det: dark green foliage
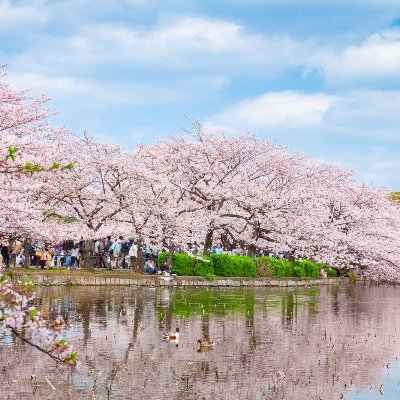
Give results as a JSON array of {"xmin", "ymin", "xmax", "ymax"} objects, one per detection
[
  {"xmin": 326, "ymin": 268, "xmax": 338, "ymax": 277},
  {"xmin": 209, "ymin": 254, "xmax": 256, "ymax": 277},
  {"xmin": 159, "ymin": 252, "xmax": 331, "ymax": 279},
  {"xmin": 256, "ymin": 257, "xmax": 294, "ymax": 277},
  {"xmin": 255, "ymin": 256, "xmax": 276, "ymax": 277},
  {"xmin": 159, "ymin": 252, "xmax": 256, "ymax": 277},
  {"xmin": 171, "ymin": 253, "xmax": 194, "ymax": 276},
  {"xmin": 293, "ymin": 266, "xmax": 306, "ymax": 277},
  {"xmin": 209, "ymin": 254, "xmax": 231, "ymax": 276},
  {"xmin": 295, "ymin": 259, "xmax": 320, "ymax": 278},
  {"xmin": 256, "ymin": 256, "xmax": 327, "ymax": 278},
  {"xmin": 157, "ymin": 252, "xmax": 213, "ymax": 277},
  {"xmin": 158, "ymin": 252, "xmax": 168, "ymax": 264},
  {"xmin": 192, "ymin": 254, "xmax": 213, "ymax": 277}
]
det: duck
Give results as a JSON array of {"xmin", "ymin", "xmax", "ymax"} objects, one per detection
[
  {"xmin": 163, "ymin": 327, "xmax": 180, "ymax": 341},
  {"xmin": 197, "ymin": 338, "xmax": 216, "ymax": 348}
]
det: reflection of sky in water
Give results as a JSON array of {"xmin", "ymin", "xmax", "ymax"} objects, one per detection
[{"xmin": 347, "ymin": 360, "xmax": 400, "ymax": 399}]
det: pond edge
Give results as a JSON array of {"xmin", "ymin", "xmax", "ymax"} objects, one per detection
[{"xmin": 4, "ymin": 271, "xmax": 344, "ymax": 287}]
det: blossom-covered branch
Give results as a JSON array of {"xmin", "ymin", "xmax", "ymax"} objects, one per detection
[{"xmin": 0, "ymin": 274, "xmax": 77, "ymax": 366}]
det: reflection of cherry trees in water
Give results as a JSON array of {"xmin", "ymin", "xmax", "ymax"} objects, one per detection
[{"xmin": 1, "ymin": 285, "xmax": 400, "ymax": 399}]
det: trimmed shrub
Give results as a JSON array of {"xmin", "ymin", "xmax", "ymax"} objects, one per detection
[
  {"xmin": 158, "ymin": 252, "xmax": 168, "ymax": 265},
  {"xmin": 210, "ymin": 254, "xmax": 256, "ymax": 277},
  {"xmin": 326, "ymin": 268, "xmax": 338, "ymax": 277},
  {"xmin": 232, "ymin": 256, "xmax": 257, "ymax": 277},
  {"xmin": 255, "ymin": 256, "xmax": 276, "ymax": 277},
  {"xmin": 192, "ymin": 254, "xmax": 213, "ymax": 277},
  {"xmin": 158, "ymin": 252, "xmax": 327, "ymax": 279},
  {"xmin": 274, "ymin": 259, "xmax": 294, "ymax": 277},
  {"xmin": 157, "ymin": 252, "xmax": 213, "ymax": 277},
  {"xmin": 210, "ymin": 254, "xmax": 232, "ymax": 276},
  {"xmin": 293, "ymin": 266, "xmax": 306, "ymax": 277},
  {"xmin": 295, "ymin": 259, "xmax": 320, "ymax": 278},
  {"xmin": 256, "ymin": 256, "xmax": 324, "ymax": 278},
  {"xmin": 172, "ymin": 253, "xmax": 194, "ymax": 276}
]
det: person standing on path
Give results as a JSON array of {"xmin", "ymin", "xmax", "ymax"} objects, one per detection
[
  {"xmin": 70, "ymin": 245, "xmax": 80, "ymax": 270},
  {"xmin": 0, "ymin": 242, "xmax": 10, "ymax": 268},
  {"xmin": 128, "ymin": 239, "xmax": 138, "ymax": 271},
  {"xmin": 10, "ymin": 239, "xmax": 23, "ymax": 268}
]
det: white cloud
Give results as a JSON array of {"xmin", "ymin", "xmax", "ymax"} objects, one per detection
[
  {"xmin": 319, "ymin": 29, "xmax": 400, "ymax": 85},
  {"xmin": 5, "ymin": 73, "xmax": 90, "ymax": 98},
  {"xmin": 212, "ymin": 91, "xmax": 337, "ymax": 129},
  {"xmin": 0, "ymin": 0, "xmax": 48, "ymax": 31},
  {"xmin": 13, "ymin": 17, "xmax": 308, "ymax": 74},
  {"xmin": 324, "ymin": 90, "xmax": 400, "ymax": 140},
  {"xmin": 210, "ymin": 90, "xmax": 400, "ymax": 140},
  {"xmin": 5, "ymin": 71, "xmax": 229, "ymax": 108}
]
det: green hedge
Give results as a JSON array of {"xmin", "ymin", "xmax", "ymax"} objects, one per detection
[
  {"xmin": 158, "ymin": 252, "xmax": 256, "ymax": 277},
  {"xmin": 256, "ymin": 256, "xmax": 328, "ymax": 278},
  {"xmin": 326, "ymin": 268, "xmax": 338, "ymax": 277},
  {"xmin": 158, "ymin": 252, "xmax": 213, "ymax": 277},
  {"xmin": 209, "ymin": 254, "xmax": 256, "ymax": 277},
  {"xmin": 158, "ymin": 252, "xmax": 334, "ymax": 279},
  {"xmin": 295, "ymin": 259, "xmax": 320, "ymax": 278}
]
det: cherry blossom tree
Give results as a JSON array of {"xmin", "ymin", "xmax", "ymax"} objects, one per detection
[
  {"xmin": 140, "ymin": 120, "xmax": 283, "ymax": 254},
  {"xmin": 2, "ymin": 65, "xmax": 400, "ymax": 282},
  {"xmin": 0, "ymin": 69, "xmax": 77, "ymax": 364},
  {"xmin": 0, "ymin": 66, "xmax": 74, "ymax": 241},
  {"xmin": 134, "ymin": 121, "xmax": 400, "ymax": 281}
]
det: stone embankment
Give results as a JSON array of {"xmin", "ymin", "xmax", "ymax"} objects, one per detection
[{"xmin": 6, "ymin": 271, "xmax": 342, "ymax": 287}]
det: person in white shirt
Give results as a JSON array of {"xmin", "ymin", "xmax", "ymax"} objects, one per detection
[
  {"xmin": 70, "ymin": 245, "xmax": 80, "ymax": 269},
  {"xmin": 128, "ymin": 240, "xmax": 138, "ymax": 271},
  {"xmin": 94, "ymin": 240, "xmax": 100, "ymax": 255}
]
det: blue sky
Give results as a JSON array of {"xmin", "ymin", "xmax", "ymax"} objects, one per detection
[{"xmin": 1, "ymin": 0, "xmax": 400, "ymax": 189}]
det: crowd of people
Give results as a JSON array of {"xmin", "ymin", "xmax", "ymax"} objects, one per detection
[
  {"xmin": 0, "ymin": 236, "xmax": 292, "ymax": 274},
  {"xmin": 0, "ymin": 236, "xmax": 171, "ymax": 274}
]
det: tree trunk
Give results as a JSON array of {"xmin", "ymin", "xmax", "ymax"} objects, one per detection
[
  {"xmin": 203, "ymin": 229, "xmax": 214, "ymax": 255},
  {"xmin": 82, "ymin": 239, "xmax": 94, "ymax": 270},
  {"xmin": 137, "ymin": 237, "xmax": 144, "ymax": 270},
  {"xmin": 167, "ymin": 243, "xmax": 176, "ymax": 267},
  {"xmin": 23, "ymin": 240, "xmax": 30, "ymax": 269},
  {"xmin": 247, "ymin": 244, "xmax": 256, "ymax": 259}
]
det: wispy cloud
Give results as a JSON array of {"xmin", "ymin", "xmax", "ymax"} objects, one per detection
[
  {"xmin": 211, "ymin": 90, "xmax": 400, "ymax": 141},
  {"xmin": 8, "ymin": 17, "xmax": 309, "ymax": 76},
  {"xmin": 313, "ymin": 29, "xmax": 400, "ymax": 86},
  {"xmin": 5, "ymin": 71, "xmax": 230, "ymax": 108},
  {"xmin": 212, "ymin": 91, "xmax": 337, "ymax": 129},
  {"xmin": 0, "ymin": 0, "xmax": 48, "ymax": 31}
]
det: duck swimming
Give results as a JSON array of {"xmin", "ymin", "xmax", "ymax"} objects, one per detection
[
  {"xmin": 197, "ymin": 338, "xmax": 216, "ymax": 348},
  {"xmin": 163, "ymin": 327, "xmax": 180, "ymax": 341}
]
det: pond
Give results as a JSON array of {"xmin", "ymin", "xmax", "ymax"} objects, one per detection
[{"xmin": 1, "ymin": 285, "xmax": 400, "ymax": 399}]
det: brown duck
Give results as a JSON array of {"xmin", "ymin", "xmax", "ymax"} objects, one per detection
[{"xmin": 197, "ymin": 338, "xmax": 216, "ymax": 349}]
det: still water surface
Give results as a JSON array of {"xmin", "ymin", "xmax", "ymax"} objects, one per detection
[{"xmin": 1, "ymin": 285, "xmax": 400, "ymax": 399}]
